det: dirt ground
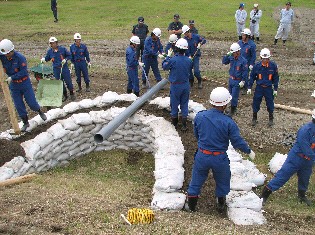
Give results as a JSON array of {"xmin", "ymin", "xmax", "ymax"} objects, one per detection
[{"xmin": 0, "ymin": 7, "xmax": 315, "ymax": 234}]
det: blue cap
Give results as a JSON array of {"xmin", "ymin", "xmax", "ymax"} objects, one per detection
[{"xmin": 240, "ymin": 3, "xmax": 245, "ymax": 8}]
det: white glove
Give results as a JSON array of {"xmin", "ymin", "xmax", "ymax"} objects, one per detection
[
  {"xmin": 197, "ymin": 43, "xmax": 201, "ymax": 49},
  {"xmin": 249, "ymin": 150, "xmax": 255, "ymax": 160},
  {"xmin": 70, "ymin": 64, "xmax": 74, "ymax": 71},
  {"xmin": 61, "ymin": 59, "xmax": 67, "ymax": 65},
  {"xmin": 88, "ymin": 62, "xmax": 91, "ymax": 69},
  {"xmin": 227, "ymin": 51, "xmax": 232, "ymax": 56},
  {"xmin": 167, "ymin": 48, "xmax": 173, "ymax": 57},
  {"xmin": 40, "ymin": 57, "xmax": 45, "ymax": 63},
  {"xmin": 139, "ymin": 62, "xmax": 145, "ymax": 68},
  {"xmin": 189, "ymin": 56, "xmax": 193, "ymax": 61},
  {"xmin": 273, "ymin": 90, "xmax": 278, "ymax": 97},
  {"xmin": 247, "ymin": 89, "xmax": 252, "ymax": 95},
  {"xmin": 249, "ymin": 65, "xmax": 253, "ymax": 70},
  {"xmin": 239, "ymin": 81, "xmax": 245, "ymax": 88},
  {"xmin": 5, "ymin": 77, "xmax": 12, "ymax": 84},
  {"xmin": 158, "ymin": 54, "xmax": 164, "ymax": 59}
]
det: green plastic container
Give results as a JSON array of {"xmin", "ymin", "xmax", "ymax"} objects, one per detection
[{"xmin": 36, "ymin": 79, "xmax": 63, "ymax": 107}]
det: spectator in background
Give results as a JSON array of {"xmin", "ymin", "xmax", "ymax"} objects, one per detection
[
  {"xmin": 189, "ymin": 20, "xmax": 198, "ymax": 34},
  {"xmin": 312, "ymin": 40, "xmax": 315, "ymax": 65},
  {"xmin": 249, "ymin": 3, "xmax": 262, "ymax": 42},
  {"xmin": 235, "ymin": 3, "xmax": 247, "ymax": 40},
  {"xmin": 168, "ymin": 14, "xmax": 183, "ymax": 39},
  {"xmin": 274, "ymin": 2, "xmax": 294, "ymax": 46},
  {"xmin": 132, "ymin": 16, "xmax": 149, "ymax": 61},
  {"xmin": 51, "ymin": 0, "xmax": 58, "ymax": 23}
]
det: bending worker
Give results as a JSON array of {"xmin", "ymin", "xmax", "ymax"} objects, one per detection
[
  {"xmin": 0, "ymin": 39, "xmax": 47, "ymax": 132},
  {"xmin": 185, "ymin": 87, "xmax": 255, "ymax": 213},
  {"xmin": 260, "ymin": 109, "xmax": 315, "ymax": 207},
  {"xmin": 41, "ymin": 37, "xmax": 75, "ymax": 102},
  {"xmin": 162, "ymin": 38, "xmax": 192, "ymax": 131}
]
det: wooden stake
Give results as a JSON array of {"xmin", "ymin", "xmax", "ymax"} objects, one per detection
[
  {"xmin": 0, "ymin": 60, "xmax": 21, "ymax": 134},
  {"xmin": 274, "ymin": 104, "xmax": 312, "ymax": 115},
  {"xmin": 0, "ymin": 173, "xmax": 36, "ymax": 187}
]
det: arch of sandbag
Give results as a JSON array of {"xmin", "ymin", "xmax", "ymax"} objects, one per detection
[{"xmin": 0, "ymin": 92, "xmax": 267, "ymax": 224}]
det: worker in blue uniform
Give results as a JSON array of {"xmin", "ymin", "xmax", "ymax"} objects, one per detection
[
  {"xmin": 142, "ymin": 28, "xmax": 164, "ymax": 88},
  {"xmin": 238, "ymin": 28, "xmax": 256, "ymax": 94},
  {"xmin": 168, "ymin": 14, "xmax": 183, "ymax": 39},
  {"xmin": 132, "ymin": 16, "xmax": 149, "ymax": 61},
  {"xmin": 222, "ymin": 43, "xmax": 248, "ymax": 116},
  {"xmin": 184, "ymin": 87, "xmax": 255, "ymax": 213},
  {"xmin": 247, "ymin": 48, "xmax": 279, "ymax": 127},
  {"xmin": 164, "ymin": 34, "xmax": 178, "ymax": 57},
  {"xmin": 260, "ymin": 110, "xmax": 315, "ymax": 206},
  {"xmin": 182, "ymin": 25, "xmax": 206, "ymax": 89},
  {"xmin": 0, "ymin": 39, "xmax": 47, "ymax": 132},
  {"xmin": 162, "ymin": 38, "xmax": 192, "ymax": 131},
  {"xmin": 41, "ymin": 37, "xmax": 75, "ymax": 102},
  {"xmin": 51, "ymin": 0, "xmax": 58, "ymax": 23},
  {"xmin": 126, "ymin": 36, "xmax": 142, "ymax": 97},
  {"xmin": 70, "ymin": 33, "xmax": 91, "ymax": 92}
]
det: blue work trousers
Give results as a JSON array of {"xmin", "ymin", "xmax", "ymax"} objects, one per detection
[
  {"xmin": 10, "ymin": 79, "xmax": 40, "ymax": 118},
  {"xmin": 267, "ymin": 155, "xmax": 313, "ymax": 192},
  {"xmin": 253, "ymin": 85, "xmax": 274, "ymax": 113},
  {"xmin": 53, "ymin": 65, "xmax": 74, "ymax": 94},
  {"xmin": 188, "ymin": 151, "xmax": 231, "ymax": 197},
  {"xmin": 228, "ymin": 78, "xmax": 241, "ymax": 107},
  {"xmin": 127, "ymin": 68, "xmax": 139, "ymax": 93},
  {"xmin": 74, "ymin": 60, "xmax": 90, "ymax": 85},
  {"xmin": 170, "ymin": 83, "xmax": 189, "ymax": 118},
  {"xmin": 141, "ymin": 56, "xmax": 161, "ymax": 83},
  {"xmin": 189, "ymin": 56, "xmax": 201, "ymax": 82}
]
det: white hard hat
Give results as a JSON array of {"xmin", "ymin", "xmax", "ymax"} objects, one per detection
[
  {"xmin": 242, "ymin": 28, "xmax": 251, "ymax": 36},
  {"xmin": 230, "ymin": 43, "xmax": 241, "ymax": 53},
  {"xmin": 254, "ymin": 3, "xmax": 259, "ymax": 8},
  {"xmin": 74, "ymin": 33, "xmax": 81, "ymax": 40},
  {"xmin": 311, "ymin": 90, "xmax": 315, "ymax": 98},
  {"xmin": 182, "ymin": 25, "xmax": 190, "ymax": 34},
  {"xmin": 130, "ymin": 35, "xmax": 140, "ymax": 44},
  {"xmin": 0, "ymin": 39, "xmax": 14, "ymax": 54},
  {"xmin": 312, "ymin": 109, "xmax": 315, "ymax": 119},
  {"xmin": 175, "ymin": 38, "xmax": 188, "ymax": 49},
  {"xmin": 169, "ymin": 34, "xmax": 178, "ymax": 43},
  {"xmin": 49, "ymin": 37, "xmax": 58, "ymax": 43},
  {"xmin": 209, "ymin": 87, "xmax": 232, "ymax": 106},
  {"xmin": 152, "ymin": 28, "xmax": 161, "ymax": 38},
  {"xmin": 260, "ymin": 48, "xmax": 271, "ymax": 58}
]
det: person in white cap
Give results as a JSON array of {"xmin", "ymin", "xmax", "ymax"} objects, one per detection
[
  {"xmin": 235, "ymin": 3, "xmax": 247, "ymax": 40},
  {"xmin": 249, "ymin": 3, "xmax": 262, "ymax": 42},
  {"xmin": 260, "ymin": 109, "xmax": 315, "ymax": 207}
]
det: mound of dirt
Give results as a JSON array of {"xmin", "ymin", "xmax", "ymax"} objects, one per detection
[{"xmin": 0, "ymin": 139, "xmax": 25, "ymax": 166}]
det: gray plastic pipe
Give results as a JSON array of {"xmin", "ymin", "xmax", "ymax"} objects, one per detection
[{"xmin": 94, "ymin": 78, "xmax": 168, "ymax": 143}]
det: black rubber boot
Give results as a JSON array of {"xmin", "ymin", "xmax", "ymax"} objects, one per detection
[
  {"xmin": 228, "ymin": 106, "xmax": 237, "ymax": 117},
  {"xmin": 298, "ymin": 190, "xmax": 312, "ymax": 206},
  {"xmin": 21, "ymin": 116, "xmax": 30, "ymax": 132},
  {"xmin": 86, "ymin": 83, "xmax": 90, "ymax": 92},
  {"xmin": 77, "ymin": 83, "xmax": 82, "ymax": 92},
  {"xmin": 134, "ymin": 91, "xmax": 140, "ymax": 97},
  {"xmin": 184, "ymin": 196, "xmax": 198, "ymax": 212},
  {"xmin": 38, "ymin": 109, "xmax": 47, "ymax": 121},
  {"xmin": 256, "ymin": 37, "xmax": 260, "ymax": 42},
  {"xmin": 274, "ymin": 38, "xmax": 278, "ymax": 45},
  {"xmin": 282, "ymin": 40, "xmax": 286, "ymax": 46},
  {"xmin": 127, "ymin": 89, "xmax": 132, "ymax": 94},
  {"xmin": 197, "ymin": 80, "xmax": 202, "ymax": 89},
  {"xmin": 238, "ymin": 35, "xmax": 242, "ymax": 40},
  {"xmin": 251, "ymin": 35, "xmax": 255, "ymax": 41},
  {"xmin": 217, "ymin": 197, "xmax": 227, "ymax": 214},
  {"xmin": 142, "ymin": 81, "xmax": 147, "ymax": 88},
  {"xmin": 189, "ymin": 79, "xmax": 194, "ymax": 87},
  {"xmin": 252, "ymin": 112, "xmax": 258, "ymax": 126},
  {"xmin": 260, "ymin": 186, "xmax": 272, "ymax": 206},
  {"xmin": 171, "ymin": 117, "xmax": 178, "ymax": 128},
  {"xmin": 70, "ymin": 90, "xmax": 76, "ymax": 101},
  {"xmin": 181, "ymin": 117, "xmax": 188, "ymax": 131},
  {"xmin": 268, "ymin": 112, "xmax": 274, "ymax": 127}
]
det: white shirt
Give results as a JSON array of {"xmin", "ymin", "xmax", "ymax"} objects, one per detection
[
  {"xmin": 280, "ymin": 8, "xmax": 294, "ymax": 24},
  {"xmin": 250, "ymin": 9, "xmax": 262, "ymax": 23},
  {"xmin": 235, "ymin": 9, "xmax": 247, "ymax": 24}
]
